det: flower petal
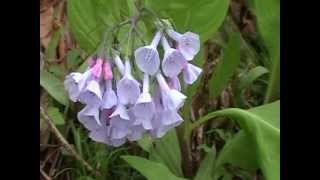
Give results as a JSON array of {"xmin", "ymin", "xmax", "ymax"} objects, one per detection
[
  {"xmin": 117, "ymin": 77, "xmax": 141, "ymax": 105},
  {"xmin": 79, "ymin": 79, "xmax": 103, "ymax": 106},
  {"xmin": 134, "ymin": 46, "xmax": 160, "ymax": 75},
  {"xmin": 162, "ymin": 48, "xmax": 186, "ymax": 78},
  {"xmin": 182, "ymin": 63, "xmax": 202, "ymax": 84},
  {"xmin": 77, "ymin": 105, "xmax": 101, "ymax": 129},
  {"xmin": 110, "ymin": 103, "xmax": 129, "ymax": 120}
]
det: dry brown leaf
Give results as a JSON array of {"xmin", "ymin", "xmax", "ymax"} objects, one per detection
[{"xmin": 40, "ymin": 6, "xmax": 54, "ymax": 48}]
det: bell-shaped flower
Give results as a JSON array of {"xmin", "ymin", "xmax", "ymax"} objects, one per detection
[
  {"xmin": 149, "ymin": 95, "xmax": 183, "ymax": 138},
  {"xmin": 132, "ymin": 74, "xmax": 155, "ymax": 130},
  {"xmin": 161, "ymin": 36, "xmax": 186, "ymax": 78},
  {"xmin": 64, "ymin": 69, "xmax": 92, "ymax": 102},
  {"xmin": 167, "ymin": 76, "xmax": 181, "ymax": 91},
  {"xmin": 78, "ymin": 79, "xmax": 103, "ymax": 106},
  {"xmin": 134, "ymin": 31, "xmax": 161, "ymax": 75},
  {"xmin": 182, "ymin": 63, "xmax": 202, "ymax": 84},
  {"xmin": 88, "ymin": 108, "xmax": 112, "ymax": 143},
  {"xmin": 167, "ymin": 29, "xmax": 200, "ymax": 61},
  {"xmin": 156, "ymin": 73, "xmax": 186, "ymax": 111},
  {"xmin": 114, "ymin": 54, "xmax": 125, "ymax": 75},
  {"xmin": 101, "ymin": 80, "xmax": 117, "ymax": 109},
  {"xmin": 116, "ymin": 60, "xmax": 141, "ymax": 105},
  {"xmin": 77, "ymin": 105, "xmax": 101, "ymax": 129},
  {"xmin": 109, "ymin": 116, "xmax": 132, "ymax": 140}
]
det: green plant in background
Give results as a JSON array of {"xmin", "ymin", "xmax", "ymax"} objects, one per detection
[{"xmin": 40, "ymin": 0, "xmax": 279, "ymax": 179}]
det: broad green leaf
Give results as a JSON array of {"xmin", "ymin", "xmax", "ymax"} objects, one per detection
[
  {"xmin": 68, "ymin": 0, "xmax": 101, "ymax": 53},
  {"xmin": 48, "ymin": 64, "xmax": 65, "ymax": 78},
  {"xmin": 137, "ymin": 134, "xmax": 153, "ymax": 153},
  {"xmin": 214, "ymin": 131, "xmax": 258, "ymax": 172},
  {"xmin": 47, "ymin": 107, "xmax": 65, "ymax": 125},
  {"xmin": 66, "ymin": 49, "xmax": 83, "ymax": 69},
  {"xmin": 253, "ymin": 0, "xmax": 280, "ymax": 103},
  {"xmin": 40, "ymin": 70, "xmax": 69, "ymax": 106},
  {"xmin": 68, "ymin": 0, "xmax": 133, "ymax": 54},
  {"xmin": 209, "ymin": 32, "xmax": 241, "ymax": 98},
  {"xmin": 194, "ymin": 146, "xmax": 216, "ymax": 180},
  {"xmin": 149, "ymin": 129, "xmax": 184, "ymax": 177},
  {"xmin": 121, "ymin": 156, "xmax": 186, "ymax": 180},
  {"xmin": 145, "ymin": 0, "xmax": 230, "ymax": 43},
  {"xmin": 192, "ymin": 101, "xmax": 280, "ymax": 180}
]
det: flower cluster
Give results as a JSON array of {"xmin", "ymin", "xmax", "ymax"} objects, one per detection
[{"xmin": 64, "ymin": 29, "xmax": 202, "ymax": 147}]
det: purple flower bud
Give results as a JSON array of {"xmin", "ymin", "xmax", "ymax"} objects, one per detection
[
  {"xmin": 134, "ymin": 32, "xmax": 161, "ymax": 75},
  {"xmin": 161, "ymin": 36, "xmax": 186, "ymax": 78},
  {"xmin": 167, "ymin": 30, "xmax": 200, "ymax": 61},
  {"xmin": 182, "ymin": 63, "xmax": 202, "ymax": 84},
  {"xmin": 116, "ymin": 60, "xmax": 141, "ymax": 105},
  {"xmin": 101, "ymin": 80, "xmax": 117, "ymax": 109},
  {"xmin": 156, "ymin": 73, "xmax": 186, "ymax": 111},
  {"xmin": 77, "ymin": 105, "xmax": 101, "ymax": 129}
]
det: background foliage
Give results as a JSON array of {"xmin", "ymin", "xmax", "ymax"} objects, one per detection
[{"xmin": 40, "ymin": 0, "xmax": 279, "ymax": 179}]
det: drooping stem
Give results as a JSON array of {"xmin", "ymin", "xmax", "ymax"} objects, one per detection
[
  {"xmin": 150, "ymin": 31, "xmax": 162, "ymax": 48},
  {"xmin": 167, "ymin": 29, "xmax": 182, "ymax": 41},
  {"xmin": 114, "ymin": 54, "xmax": 125, "ymax": 75},
  {"xmin": 161, "ymin": 36, "xmax": 171, "ymax": 52},
  {"xmin": 40, "ymin": 106, "xmax": 101, "ymax": 177},
  {"xmin": 142, "ymin": 73, "xmax": 149, "ymax": 93}
]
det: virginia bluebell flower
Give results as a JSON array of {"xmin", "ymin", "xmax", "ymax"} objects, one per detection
[
  {"xmin": 134, "ymin": 31, "xmax": 161, "ymax": 75},
  {"xmin": 167, "ymin": 29, "xmax": 200, "ymax": 61}
]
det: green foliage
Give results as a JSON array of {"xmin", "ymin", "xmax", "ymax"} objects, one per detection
[
  {"xmin": 145, "ymin": 0, "xmax": 230, "ymax": 43},
  {"xmin": 122, "ymin": 155, "xmax": 187, "ymax": 180},
  {"xmin": 253, "ymin": 0, "xmax": 280, "ymax": 102},
  {"xmin": 47, "ymin": 106, "xmax": 65, "ymax": 125},
  {"xmin": 209, "ymin": 32, "xmax": 241, "ymax": 98},
  {"xmin": 192, "ymin": 101, "xmax": 280, "ymax": 180},
  {"xmin": 40, "ymin": 70, "xmax": 69, "ymax": 106},
  {"xmin": 194, "ymin": 147, "xmax": 216, "ymax": 180}
]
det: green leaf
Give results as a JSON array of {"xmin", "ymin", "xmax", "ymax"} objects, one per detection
[
  {"xmin": 146, "ymin": 0, "xmax": 230, "ymax": 43},
  {"xmin": 192, "ymin": 101, "xmax": 280, "ymax": 180},
  {"xmin": 47, "ymin": 107, "xmax": 65, "ymax": 125},
  {"xmin": 215, "ymin": 131, "xmax": 258, "ymax": 172},
  {"xmin": 209, "ymin": 32, "xmax": 241, "ymax": 98},
  {"xmin": 253, "ymin": 0, "xmax": 280, "ymax": 103},
  {"xmin": 238, "ymin": 66, "xmax": 269, "ymax": 90},
  {"xmin": 66, "ymin": 49, "xmax": 83, "ymax": 69},
  {"xmin": 40, "ymin": 70, "xmax": 69, "ymax": 106},
  {"xmin": 137, "ymin": 134, "xmax": 153, "ymax": 153},
  {"xmin": 194, "ymin": 147, "xmax": 216, "ymax": 180},
  {"xmin": 121, "ymin": 156, "xmax": 186, "ymax": 180},
  {"xmin": 45, "ymin": 28, "xmax": 63, "ymax": 62},
  {"xmin": 149, "ymin": 129, "xmax": 184, "ymax": 177}
]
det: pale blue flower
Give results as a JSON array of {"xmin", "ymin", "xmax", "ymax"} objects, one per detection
[
  {"xmin": 161, "ymin": 36, "xmax": 186, "ymax": 78},
  {"xmin": 182, "ymin": 63, "xmax": 202, "ymax": 84},
  {"xmin": 116, "ymin": 60, "xmax": 141, "ymax": 105},
  {"xmin": 134, "ymin": 31, "xmax": 161, "ymax": 75},
  {"xmin": 64, "ymin": 69, "xmax": 91, "ymax": 102},
  {"xmin": 167, "ymin": 29, "xmax": 200, "ymax": 61},
  {"xmin": 132, "ymin": 74, "xmax": 155, "ymax": 130},
  {"xmin": 101, "ymin": 80, "xmax": 117, "ymax": 109},
  {"xmin": 77, "ymin": 105, "xmax": 101, "ymax": 129},
  {"xmin": 156, "ymin": 73, "xmax": 186, "ymax": 111}
]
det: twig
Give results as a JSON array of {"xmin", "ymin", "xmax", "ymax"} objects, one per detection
[
  {"xmin": 40, "ymin": 166, "xmax": 52, "ymax": 180},
  {"xmin": 40, "ymin": 106, "xmax": 101, "ymax": 177}
]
